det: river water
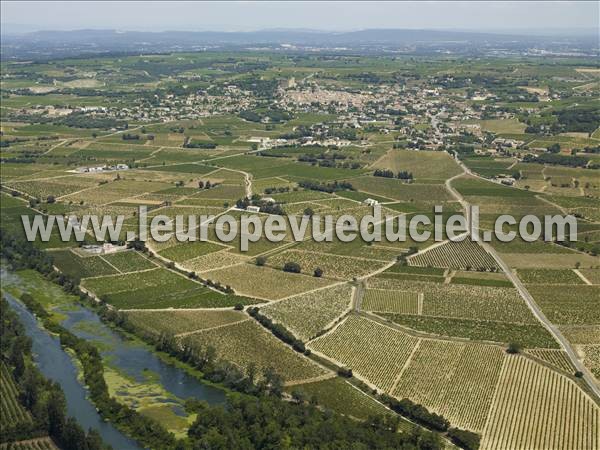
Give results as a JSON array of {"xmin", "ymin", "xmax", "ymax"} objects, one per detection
[{"xmin": 2, "ymin": 269, "xmax": 227, "ymax": 449}]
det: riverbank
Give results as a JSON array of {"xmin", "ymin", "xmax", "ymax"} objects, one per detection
[{"xmin": 1, "ymin": 268, "xmax": 227, "ymax": 448}]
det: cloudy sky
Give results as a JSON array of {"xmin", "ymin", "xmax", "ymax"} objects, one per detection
[{"xmin": 2, "ymin": 1, "xmax": 597, "ymax": 34}]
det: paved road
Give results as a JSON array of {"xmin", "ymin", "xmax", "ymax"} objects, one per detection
[{"xmin": 447, "ymin": 151, "xmax": 600, "ymax": 400}]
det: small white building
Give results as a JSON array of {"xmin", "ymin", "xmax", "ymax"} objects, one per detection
[
  {"xmin": 246, "ymin": 205, "xmax": 261, "ymax": 213},
  {"xmin": 363, "ymin": 198, "xmax": 379, "ymax": 207}
]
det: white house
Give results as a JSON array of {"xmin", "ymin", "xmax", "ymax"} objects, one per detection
[{"xmin": 363, "ymin": 198, "xmax": 379, "ymax": 207}]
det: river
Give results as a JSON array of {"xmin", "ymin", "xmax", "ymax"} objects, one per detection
[{"xmin": 2, "ymin": 269, "xmax": 227, "ymax": 449}]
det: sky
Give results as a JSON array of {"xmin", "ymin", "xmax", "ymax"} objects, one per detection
[{"xmin": 1, "ymin": 1, "xmax": 598, "ymax": 34}]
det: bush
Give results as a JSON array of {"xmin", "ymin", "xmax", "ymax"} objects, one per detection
[
  {"xmin": 338, "ymin": 367, "xmax": 353, "ymax": 378},
  {"xmin": 314, "ymin": 267, "xmax": 323, "ymax": 278},
  {"xmin": 256, "ymin": 256, "xmax": 267, "ymax": 266},
  {"xmin": 447, "ymin": 428, "xmax": 481, "ymax": 450}
]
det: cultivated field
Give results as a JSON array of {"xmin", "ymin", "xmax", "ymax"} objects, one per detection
[
  {"xmin": 309, "ymin": 315, "xmax": 419, "ymax": 392},
  {"xmin": 481, "ymin": 355, "xmax": 600, "ymax": 450},
  {"xmin": 260, "ymin": 284, "xmax": 353, "ymax": 341}
]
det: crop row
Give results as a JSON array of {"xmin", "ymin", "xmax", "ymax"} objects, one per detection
[
  {"xmin": 0, "ymin": 362, "xmax": 32, "ymax": 428},
  {"xmin": 393, "ymin": 340, "xmax": 505, "ymax": 432},
  {"xmin": 410, "ymin": 239, "xmax": 499, "ymax": 271},
  {"xmin": 309, "ymin": 315, "xmax": 419, "ymax": 392},
  {"xmin": 261, "ymin": 284, "xmax": 353, "ymax": 341},
  {"xmin": 362, "ymin": 289, "xmax": 420, "ymax": 314},
  {"xmin": 181, "ymin": 320, "xmax": 326, "ymax": 383},
  {"xmin": 124, "ymin": 309, "xmax": 247, "ymax": 337},
  {"xmin": 481, "ymin": 355, "xmax": 600, "ymax": 449},
  {"xmin": 368, "ymin": 276, "xmax": 534, "ymax": 324}
]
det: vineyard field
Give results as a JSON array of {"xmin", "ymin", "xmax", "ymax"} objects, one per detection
[
  {"xmin": 368, "ymin": 276, "xmax": 535, "ymax": 323},
  {"xmin": 409, "ymin": 239, "xmax": 499, "ymax": 271},
  {"xmin": 1, "ymin": 362, "xmax": 32, "ymax": 433},
  {"xmin": 362, "ymin": 289, "xmax": 420, "ymax": 314},
  {"xmin": 124, "ymin": 310, "xmax": 247, "ymax": 337},
  {"xmin": 393, "ymin": 341, "xmax": 505, "ymax": 432},
  {"xmin": 481, "ymin": 355, "xmax": 600, "ymax": 450},
  {"xmin": 525, "ymin": 349, "xmax": 576, "ymax": 374},
  {"xmin": 181, "ymin": 319, "xmax": 327, "ymax": 383},
  {"xmin": 286, "ymin": 377, "xmax": 394, "ymax": 422},
  {"xmin": 309, "ymin": 315, "xmax": 419, "ymax": 392},
  {"xmin": 0, "ymin": 438, "xmax": 60, "ymax": 450},
  {"xmin": 260, "ymin": 284, "xmax": 353, "ymax": 341}
]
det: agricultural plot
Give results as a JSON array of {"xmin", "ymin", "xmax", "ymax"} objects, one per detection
[
  {"xmin": 368, "ymin": 276, "xmax": 535, "ymax": 324},
  {"xmin": 362, "ymin": 289, "xmax": 420, "ymax": 314},
  {"xmin": 157, "ymin": 240, "xmax": 226, "ymax": 263},
  {"xmin": 309, "ymin": 315, "xmax": 419, "ymax": 392},
  {"xmin": 286, "ymin": 377, "xmax": 393, "ymax": 422},
  {"xmin": 371, "ymin": 149, "xmax": 462, "ymax": 182},
  {"xmin": 260, "ymin": 284, "xmax": 353, "ymax": 341},
  {"xmin": 81, "ymin": 268, "xmax": 243, "ymax": 309},
  {"xmin": 0, "ymin": 438, "xmax": 60, "ymax": 450},
  {"xmin": 461, "ymin": 157, "xmax": 517, "ymax": 179},
  {"xmin": 6, "ymin": 177, "xmax": 97, "ymax": 200},
  {"xmin": 382, "ymin": 314, "xmax": 559, "ymax": 348},
  {"xmin": 527, "ymin": 285, "xmax": 600, "ymax": 325},
  {"xmin": 350, "ymin": 176, "xmax": 453, "ymax": 202},
  {"xmin": 481, "ymin": 355, "xmax": 600, "ymax": 450},
  {"xmin": 525, "ymin": 349, "xmax": 576, "ymax": 374},
  {"xmin": 1, "ymin": 362, "xmax": 32, "ymax": 433},
  {"xmin": 579, "ymin": 269, "xmax": 600, "ymax": 285},
  {"xmin": 181, "ymin": 319, "xmax": 326, "ymax": 383},
  {"xmin": 393, "ymin": 341, "xmax": 505, "ymax": 432},
  {"xmin": 201, "ymin": 263, "xmax": 333, "ymax": 300},
  {"xmin": 266, "ymin": 249, "xmax": 386, "ymax": 280},
  {"xmin": 124, "ymin": 309, "xmax": 247, "ymax": 337},
  {"xmin": 180, "ymin": 249, "xmax": 248, "ymax": 273},
  {"xmin": 409, "ymin": 239, "xmax": 499, "ymax": 271},
  {"xmin": 581, "ymin": 345, "xmax": 600, "ymax": 379},
  {"xmin": 51, "ymin": 249, "xmax": 118, "ymax": 280},
  {"xmin": 517, "ymin": 269, "xmax": 585, "ymax": 285},
  {"xmin": 101, "ymin": 251, "xmax": 157, "ymax": 272}
]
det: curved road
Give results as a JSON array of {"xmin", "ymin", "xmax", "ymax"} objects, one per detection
[{"xmin": 447, "ymin": 151, "xmax": 600, "ymax": 400}]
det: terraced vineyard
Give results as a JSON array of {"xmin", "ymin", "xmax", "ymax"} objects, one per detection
[
  {"xmin": 1, "ymin": 362, "xmax": 32, "ymax": 432},
  {"xmin": 481, "ymin": 355, "xmax": 600, "ymax": 449},
  {"xmin": 309, "ymin": 315, "xmax": 419, "ymax": 392},
  {"xmin": 362, "ymin": 289, "xmax": 420, "ymax": 314},
  {"xmin": 409, "ymin": 239, "xmax": 499, "ymax": 271},
  {"xmin": 393, "ymin": 341, "xmax": 505, "ymax": 432}
]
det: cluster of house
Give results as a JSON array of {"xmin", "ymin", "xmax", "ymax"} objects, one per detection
[{"xmin": 81, "ymin": 243, "xmax": 127, "ymax": 255}]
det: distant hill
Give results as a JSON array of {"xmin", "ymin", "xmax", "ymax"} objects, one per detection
[{"xmin": 1, "ymin": 28, "xmax": 597, "ymax": 60}]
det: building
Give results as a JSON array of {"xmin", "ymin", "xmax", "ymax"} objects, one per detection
[
  {"xmin": 246, "ymin": 205, "xmax": 261, "ymax": 213},
  {"xmin": 363, "ymin": 198, "xmax": 379, "ymax": 207}
]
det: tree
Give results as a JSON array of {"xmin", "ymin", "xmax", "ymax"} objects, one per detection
[
  {"xmin": 547, "ymin": 143, "xmax": 561, "ymax": 153},
  {"xmin": 283, "ymin": 262, "xmax": 301, "ymax": 273},
  {"xmin": 506, "ymin": 342, "xmax": 521, "ymax": 354},
  {"xmin": 303, "ymin": 207, "xmax": 314, "ymax": 217},
  {"xmin": 47, "ymin": 195, "xmax": 56, "ymax": 204},
  {"xmin": 314, "ymin": 267, "xmax": 323, "ymax": 278},
  {"xmin": 256, "ymin": 256, "xmax": 267, "ymax": 266}
]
